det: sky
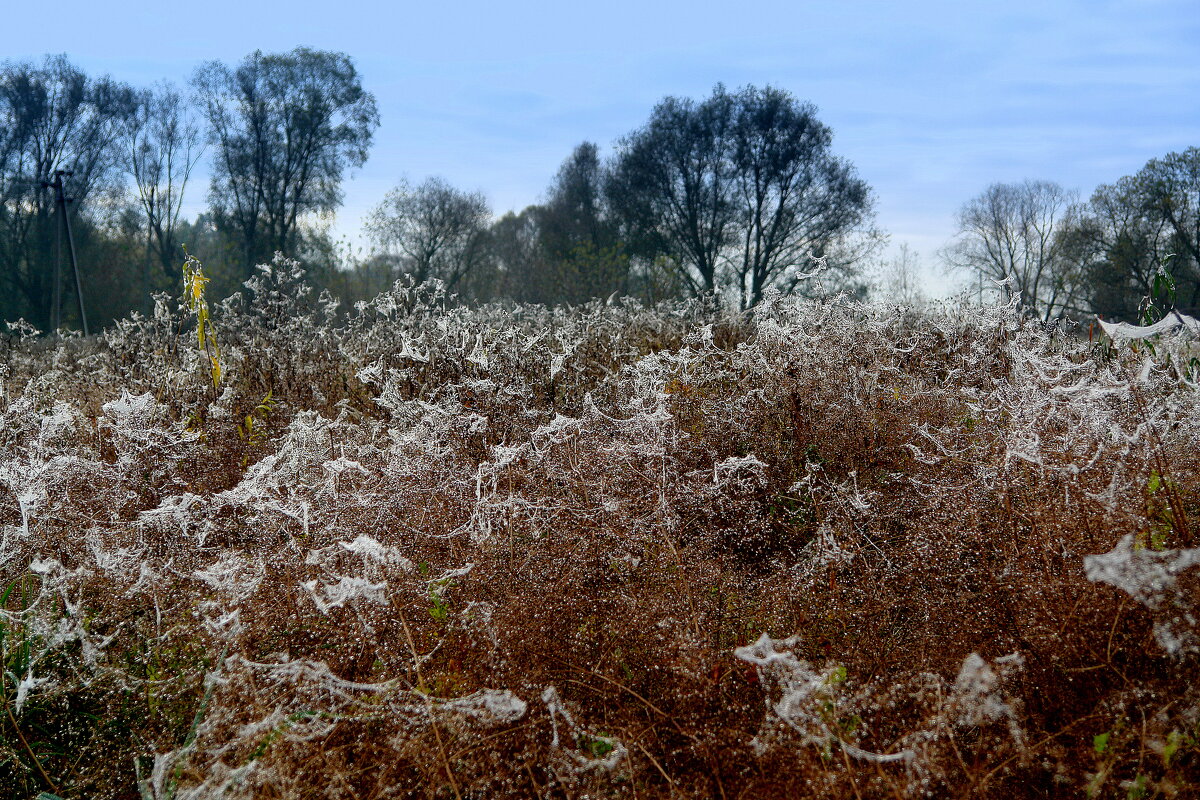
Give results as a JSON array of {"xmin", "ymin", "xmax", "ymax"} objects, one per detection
[{"xmin": 4, "ymin": 0, "xmax": 1198, "ymax": 296}]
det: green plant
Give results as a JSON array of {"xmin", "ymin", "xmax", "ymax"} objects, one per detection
[
  {"xmin": 237, "ymin": 390, "xmax": 275, "ymax": 447},
  {"xmin": 135, "ymin": 641, "xmax": 230, "ymax": 800},
  {"xmin": 1142, "ymin": 470, "xmax": 1178, "ymax": 550},
  {"xmin": 419, "ymin": 563, "xmax": 458, "ymax": 622},
  {"xmin": 1122, "ymin": 774, "xmax": 1149, "ymax": 799},
  {"xmin": 1139, "ymin": 258, "xmax": 1178, "ymax": 327},
  {"xmin": 578, "ymin": 732, "xmax": 616, "ymax": 759},
  {"xmin": 181, "ymin": 249, "xmax": 221, "ymax": 391},
  {"xmin": 428, "ymin": 580, "xmax": 453, "ymax": 622},
  {"xmin": 237, "ymin": 390, "xmax": 276, "ymax": 465},
  {"xmin": 0, "ymin": 575, "xmax": 62, "ymax": 797}
]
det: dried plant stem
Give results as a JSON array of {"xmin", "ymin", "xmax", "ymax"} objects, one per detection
[
  {"xmin": 837, "ymin": 741, "xmax": 865, "ymax": 800},
  {"xmin": 447, "ymin": 722, "xmax": 528, "ymax": 762},
  {"xmin": 2, "ymin": 684, "xmax": 60, "ymax": 795},
  {"xmin": 522, "ymin": 761, "xmax": 546, "ymax": 800},
  {"xmin": 557, "ymin": 660, "xmax": 695, "ymax": 743},
  {"xmin": 1130, "ymin": 384, "xmax": 1194, "ymax": 546},
  {"xmin": 975, "ymin": 715, "xmax": 1092, "ymax": 793},
  {"xmin": 396, "ymin": 605, "xmax": 462, "ymax": 800},
  {"xmin": 633, "ymin": 738, "xmax": 680, "ymax": 795}
]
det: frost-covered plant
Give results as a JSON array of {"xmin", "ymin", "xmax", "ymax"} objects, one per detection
[{"xmin": 0, "ymin": 260, "xmax": 1197, "ymax": 798}]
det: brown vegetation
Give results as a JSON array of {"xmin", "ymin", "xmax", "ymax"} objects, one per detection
[{"xmin": 0, "ymin": 259, "xmax": 1197, "ymax": 798}]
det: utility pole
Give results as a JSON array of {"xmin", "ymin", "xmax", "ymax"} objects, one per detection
[{"xmin": 42, "ymin": 170, "xmax": 89, "ymax": 337}]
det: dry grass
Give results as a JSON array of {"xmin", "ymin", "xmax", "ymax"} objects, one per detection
[{"xmin": 0, "ymin": 258, "xmax": 1197, "ymax": 798}]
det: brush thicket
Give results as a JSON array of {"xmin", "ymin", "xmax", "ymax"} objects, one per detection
[{"xmin": 0, "ymin": 257, "xmax": 1196, "ymax": 798}]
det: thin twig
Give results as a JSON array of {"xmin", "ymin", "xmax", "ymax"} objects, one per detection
[
  {"xmin": 555, "ymin": 659, "xmax": 696, "ymax": 742},
  {"xmin": 838, "ymin": 740, "xmax": 865, "ymax": 800},
  {"xmin": 5, "ymin": 695, "xmax": 60, "ymax": 795},
  {"xmin": 975, "ymin": 715, "xmax": 1092, "ymax": 792},
  {"xmin": 523, "ymin": 761, "xmax": 546, "ymax": 800},
  {"xmin": 447, "ymin": 722, "xmax": 529, "ymax": 762},
  {"xmin": 634, "ymin": 738, "xmax": 681, "ymax": 796},
  {"xmin": 397, "ymin": 606, "xmax": 463, "ymax": 800}
]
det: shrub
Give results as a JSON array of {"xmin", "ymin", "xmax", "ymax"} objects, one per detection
[{"xmin": 0, "ymin": 257, "xmax": 1196, "ymax": 798}]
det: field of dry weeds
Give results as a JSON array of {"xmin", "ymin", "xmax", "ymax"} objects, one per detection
[{"xmin": 0, "ymin": 258, "xmax": 1197, "ymax": 799}]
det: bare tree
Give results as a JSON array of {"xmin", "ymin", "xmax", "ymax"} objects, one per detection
[
  {"xmin": 943, "ymin": 180, "xmax": 1084, "ymax": 321},
  {"xmin": 365, "ymin": 177, "xmax": 491, "ymax": 291},
  {"xmin": 124, "ymin": 83, "xmax": 203, "ymax": 292},
  {"xmin": 727, "ymin": 86, "xmax": 878, "ymax": 307},
  {"xmin": 0, "ymin": 55, "xmax": 135, "ymax": 329},
  {"xmin": 1138, "ymin": 148, "xmax": 1200, "ymax": 269},
  {"xmin": 874, "ymin": 242, "xmax": 927, "ymax": 308},
  {"xmin": 488, "ymin": 208, "xmax": 548, "ymax": 303},
  {"xmin": 608, "ymin": 90, "xmax": 736, "ymax": 298},
  {"xmin": 1063, "ymin": 149, "xmax": 1200, "ymax": 321},
  {"xmin": 609, "ymin": 85, "xmax": 878, "ymax": 308},
  {"xmin": 1065, "ymin": 177, "xmax": 1167, "ymax": 321},
  {"xmin": 193, "ymin": 48, "xmax": 378, "ymax": 274},
  {"xmin": 1128, "ymin": 148, "xmax": 1200, "ymax": 314}
]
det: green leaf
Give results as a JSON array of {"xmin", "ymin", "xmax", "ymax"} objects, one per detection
[
  {"xmin": 1093, "ymin": 731, "xmax": 1110, "ymax": 754},
  {"xmin": 1151, "ymin": 525, "xmax": 1170, "ymax": 551},
  {"xmin": 1163, "ymin": 729, "xmax": 1181, "ymax": 767},
  {"xmin": 580, "ymin": 733, "xmax": 616, "ymax": 758},
  {"xmin": 1125, "ymin": 774, "xmax": 1148, "ymax": 799},
  {"xmin": 429, "ymin": 599, "xmax": 449, "ymax": 621},
  {"xmin": 0, "ymin": 577, "xmax": 20, "ymax": 606}
]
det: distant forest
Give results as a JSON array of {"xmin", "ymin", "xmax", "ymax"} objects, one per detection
[{"xmin": 1, "ymin": 48, "xmax": 1197, "ymax": 332}]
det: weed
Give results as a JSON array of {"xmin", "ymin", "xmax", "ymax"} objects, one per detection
[
  {"xmin": 181, "ymin": 249, "xmax": 221, "ymax": 392},
  {"xmin": 0, "ymin": 264, "xmax": 1196, "ymax": 798}
]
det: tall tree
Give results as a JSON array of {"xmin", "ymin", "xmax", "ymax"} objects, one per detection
[
  {"xmin": 487, "ymin": 208, "xmax": 545, "ymax": 302},
  {"xmin": 727, "ymin": 86, "xmax": 877, "ymax": 307},
  {"xmin": 874, "ymin": 242, "xmax": 927, "ymax": 309},
  {"xmin": 1064, "ymin": 153, "xmax": 1200, "ymax": 322},
  {"xmin": 1126, "ymin": 148, "xmax": 1200, "ymax": 315},
  {"xmin": 608, "ymin": 90, "xmax": 735, "ymax": 298},
  {"xmin": 609, "ymin": 85, "xmax": 877, "ymax": 308},
  {"xmin": 943, "ymin": 180, "xmax": 1084, "ymax": 321},
  {"xmin": 0, "ymin": 55, "xmax": 135, "ymax": 329},
  {"xmin": 193, "ymin": 48, "xmax": 379, "ymax": 274},
  {"xmin": 364, "ymin": 177, "xmax": 491, "ymax": 292},
  {"xmin": 124, "ymin": 82, "xmax": 203, "ymax": 293},
  {"xmin": 535, "ymin": 142, "xmax": 628, "ymax": 303},
  {"xmin": 1066, "ymin": 177, "xmax": 1169, "ymax": 321}
]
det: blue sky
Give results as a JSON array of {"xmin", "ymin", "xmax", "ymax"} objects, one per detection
[{"xmin": 5, "ymin": 0, "xmax": 1198, "ymax": 294}]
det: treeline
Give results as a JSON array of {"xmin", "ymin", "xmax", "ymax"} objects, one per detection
[
  {"xmin": 944, "ymin": 155, "xmax": 1200, "ymax": 324},
  {"xmin": 0, "ymin": 50, "xmax": 378, "ymax": 332},
  {"xmin": 2, "ymin": 49, "xmax": 1196, "ymax": 333},
  {"xmin": 0, "ymin": 50, "xmax": 878, "ymax": 332}
]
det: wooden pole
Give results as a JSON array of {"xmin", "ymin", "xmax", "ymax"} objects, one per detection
[{"xmin": 43, "ymin": 171, "xmax": 89, "ymax": 336}]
